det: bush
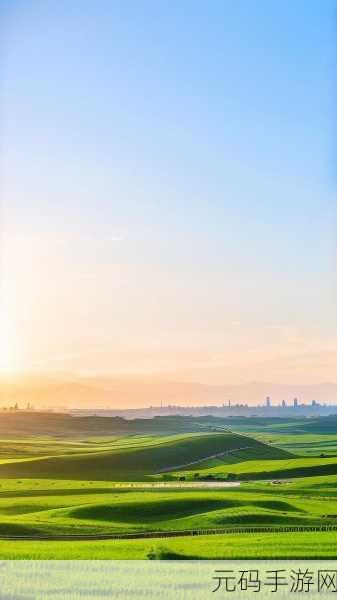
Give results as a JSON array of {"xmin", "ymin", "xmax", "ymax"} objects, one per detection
[{"xmin": 147, "ymin": 546, "xmax": 196, "ymax": 560}]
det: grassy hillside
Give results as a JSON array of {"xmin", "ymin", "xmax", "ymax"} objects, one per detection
[
  {"xmin": 174, "ymin": 455, "xmax": 337, "ymax": 481},
  {"xmin": 1, "ymin": 412, "xmax": 337, "ymax": 438},
  {"xmin": 0, "ymin": 413, "xmax": 227, "ymax": 437},
  {"xmin": 0, "ymin": 432, "xmax": 288, "ymax": 481},
  {"xmin": 0, "ymin": 475, "xmax": 335, "ymax": 540},
  {"xmin": 0, "ymin": 412, "xmax": 264, "ymax": 438},
  {"xmin": 0, "ymin": 413, "xmax": 336, "ymax": 560},
  {"xmin": 222, "ymin": 415, "xmax": 337, "ymax": 435},
  {"xmin": 252, "ymin": 432, "xmax": 337, "ymax": 457}
]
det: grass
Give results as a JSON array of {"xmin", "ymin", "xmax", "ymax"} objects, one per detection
[
  {"xmin": 0, "ymin": 475, "xmax": 335, "ymax": 537},
  {"xmin": 173, "ymin": 455, "xmax": 337, "ymax": 481},
  {"xmin": 0, "ymin": 531, "xmax": 336, "ymax": 559},
  {"xmin": 0, "ymin": 432, "xmax": 289, "ymax": 480},
  {"xmin": 0, "ymin": 414, "xmax": 336, "ymax": 559},
  {"xmin": 250, "ymin": 432, "xmax": 337, "ymax": 457}
]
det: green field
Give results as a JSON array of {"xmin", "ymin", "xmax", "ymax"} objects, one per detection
[
  {"xmin": 251, "ymin": 432, "xmax": 337, "ymax": 457},
  {"xmin": 0, "ymin": 476, "xmax": 336, "ymax": 538},
  {"xmin": 0, "ymin": 430, "xmax": 289, "ymax": 480},
  {"xmin": 0, "ymin": 531, "xmax": 336, "ymax": 559},
  {"xmin": 0, "ymin": 412, "xmax": 336, "ymax": 558},
  {"xmin": 171, "ymin": 455, "xmax": 337, "ymax": 481}
]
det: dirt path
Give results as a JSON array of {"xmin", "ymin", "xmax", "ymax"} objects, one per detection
[{"xmin": 156, "ymin": 446, "xmax": 252, "ymax": 473}]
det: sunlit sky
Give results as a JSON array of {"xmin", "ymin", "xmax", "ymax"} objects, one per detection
[{"xmin": 1, "ymin": 0, "xmax": 337, "ymax": 385}]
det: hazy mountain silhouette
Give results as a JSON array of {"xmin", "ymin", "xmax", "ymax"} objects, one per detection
[{"xmin": 1, "ymin": 375, "xmax": 336, "ymax": 409}]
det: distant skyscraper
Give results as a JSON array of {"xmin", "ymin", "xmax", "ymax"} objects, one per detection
[
  {"xmin": 266, "ymin": 396, "xmax": 271, "ymax": 407},
  {"xmin": 293, "ymin": 398, "xmax": 298, "ymax": 408}
]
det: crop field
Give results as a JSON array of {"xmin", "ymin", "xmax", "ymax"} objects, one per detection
[{"xmin": 0, "ymin": 413, "xmax": 336, "ymax": 558}]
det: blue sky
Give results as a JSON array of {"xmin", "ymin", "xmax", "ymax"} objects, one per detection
[{"xmin": 1, "ymin": 0, "xmax": 337, "ymax": 385}]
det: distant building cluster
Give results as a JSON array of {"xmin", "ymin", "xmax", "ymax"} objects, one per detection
[
  {"xmin": 71, "ymin": 398, "xmax": 337, "ymax": 420},
  {"xmin": 263, "ymin": 396, "xmax": 324, "ymax": 409},
  {"xmin": 0, "ymin": 403, "xmax": 35, "ymax": 412},
  {"xmin": 1, "ymin": 398, "xmax": 335, "ymax": 419}
]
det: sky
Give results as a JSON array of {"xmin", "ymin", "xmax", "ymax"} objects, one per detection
[{"xmin": 1, "ymin": 0, "xmax": 337, "ymax": 390}]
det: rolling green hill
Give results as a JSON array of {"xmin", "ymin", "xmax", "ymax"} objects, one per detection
[
  {"xmin": 1, "ymin": 412, "xmax": 337, "ymax": 438},
  {"xmin": 0, "ymin": 413, "xmax": 221, "ymax": 437},
  {"xmin": 0, "ymin": 432, "xmax": 290, "ymax": 481},
  {"xmin": 0, "ymin": 475, "xmax": 334, "ymax": 540},
  {"xmin": 174, "ymin": 455, "xmax": 337, "ymax": 482},
  {"xmin": 1, "ymin": 413, "xmax": 336, "ymax": 560},
  {"xmin": 220, "ymin": 416, "xmax": 337, "ymax": 436}
]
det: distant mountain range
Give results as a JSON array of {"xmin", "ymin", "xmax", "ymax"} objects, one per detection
[{"xmin": 1, "ymin": 375, "xmax": 337, "ymax": 409}]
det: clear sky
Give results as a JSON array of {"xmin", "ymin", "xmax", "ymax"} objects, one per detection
[{"xmin": 1, "ymin": 0, "xmax": 337, "ymax": 386}]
